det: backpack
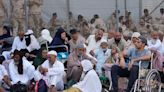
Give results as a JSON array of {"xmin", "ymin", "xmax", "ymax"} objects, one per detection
[{"xmin": 35, "ymin": 79, "xmax": 48, "ymax": 92}]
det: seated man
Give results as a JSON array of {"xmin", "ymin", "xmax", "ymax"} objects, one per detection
[
  {"xmin": 34, "ymin": 50, "xmax": 65, "ymax": 92},
  {"xmin": 2, "ymin": 31, "xmax": 26, "ymax": 60},
  {"xmin": 67, "ymin": 44, "xmax": 97, "ymax": 85},
  {"xmin": 9, "ymin": 50, "xmax": 35, "ymax": 85},
  {"xmin": 24, "ymin": 29, "xmax": 40, "ymax": 61},
  {"xmin": 90, "ymin": 39, "xmax": 111, "ymax": 75},
  {"xmin": 0, "ymin": 56, "xmax": 12, "ymax": 90},
  {"xmin": 86, "ymin": 28, "xmax": 106, "ymax": 53},
  {"xmin": 69, "ymin": 29, "xmax": 85, "ymax": 53},
  {"xmin": 147, "ymin": 31, "xmax": 162, "ymax": 53},
  {"xmin": 111, "ymin": 36, "xmax": 151, "ymax": 92},
  {"xmin": 64, "ymin": 60, "xmax": 102, "ymax": 92},
  {"xmin": 108, "ymin": 31, "xmax": 126, "ymax": 52}
]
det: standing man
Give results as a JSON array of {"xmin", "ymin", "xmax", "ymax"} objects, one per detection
[
  {"xmin": 141, "ymin": 9, "xmax": 153, "ymax": 25},
  {"xmin": 48, "ymin": 13, "xmax": 61, "ymax": 37},
  {"xmin": 0, "ymin": 0, "xmax": 7, "ymax": 35},
  {"xmin": 29, "ymin": 0, "xmax": 43, "ymax": 37},
  {"xmin": 11, "ymin": 0, "xmax": 25, "ymax": 35}
]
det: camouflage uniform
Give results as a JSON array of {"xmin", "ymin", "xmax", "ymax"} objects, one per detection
[
  {"xmin": 141, "ymin": 15, "xmax": 153, "ymax": 25},
  {"xmin": 47, "ymin": 17, "xmax": 61, "ymax": 37},
  {"xmin": 0, "ymin": 0, "xmax": 6, "ymax": 27},
  {"xmin": 29, "ymin": 0, "xmax": 43, "ymax": 37},
  {"xmin": 11, "ymin": 0, "xmax": 25, "ymax": 35}
]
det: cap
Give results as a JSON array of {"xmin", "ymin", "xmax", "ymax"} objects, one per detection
[
  {"xmin": 47, "ymin": 50, "xmax": 57, "ymax": 56},
  {"xmin": 25, "ymin": 29, "xmax": 33, "ymax": 35},
  {"xmin": 132, "ymin": 32, "xmax": 141, "ymax": 38},
  {"xmin": 138, "ymin": 36, "xmax": 147, "ymax": 45},
  {"xmin": 101, "ymin": 39, "xmax": 108, "ymax": 44},
  {"xmin": 76, "ymin": 43, "xmax": 86, "ymax": 49}
]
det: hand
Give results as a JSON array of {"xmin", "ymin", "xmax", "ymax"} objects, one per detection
[
  {"xmin": 29, "ymin": 54, "xmax": 36, "ymax": 58},
  {"xmin": 39, "ymin": 66, "xmax": 44, "ymax": 74},
  {"xmin": 128, "ymin": 60, "xmax": 134, "ymax": 71},
  {"xmin": 25, "ymin": 53, "xmax": 30, "ymax": 57},
  {"xmin": 43, "ymin": 68, "xmax": 48, "ymax": 73},
  {"xmin": 89, "ymin": 50, "xmax": 95, "ymax": 56}
]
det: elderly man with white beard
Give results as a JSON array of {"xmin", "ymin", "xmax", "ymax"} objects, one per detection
[{"xmin": 34, "ymin": 50, "xmax": 65, "ymax": 92}]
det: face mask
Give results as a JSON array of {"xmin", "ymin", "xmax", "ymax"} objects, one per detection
[{"xmin": 102, "ymin": 48, "xmax": 107, "ymax": 53}]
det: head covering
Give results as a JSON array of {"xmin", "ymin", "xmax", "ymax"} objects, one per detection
[
  {"xmin": 3, "ymin": 26, "xmax": 11, "ymax": 36},
  {"xmin": 55, "ymin": 28, "xmax": 65, "ymax": 38},
  {"xmin": 25, "ymin": 29, "xmax": 33, "ymax": 35},
  {"xmin": 101, "ymin": 39, "xmax": 108, "ymax": 44},
  {"xmin": 0, "ymin": 26, "xmax": 11, "ymax": 40},
  {"xmin": 47, "ymin": 50, "xmax": 57, "ymax": 56},
  {"xmin": 76, "ymin": 43, "xmax": 87, "ymax": 49},
  {"xmin": 138, "ymin": 36, "xmax": 147, "ymax": 45},
  {"xmin": 73, "ymin": 60, "xmax": 102, "ymax": 92},
  {"xmin": 50, "ymin": 28, "xmax": 66, "ymax": 46},
  {"xmin": 81, "ymin": 59, "xmax": 93, "ymax": 72},
  {"xmin": 132, "ymin": 32, "xmax": 141, "ymax": 38},
  {"xmin": 41, "ymin": 29, "xmax": 53, "ymax": 43}
]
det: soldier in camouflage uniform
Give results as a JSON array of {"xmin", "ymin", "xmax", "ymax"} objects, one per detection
[
  {"xmin": 0, "ymin": 0, "xmax": 7, "ymax": 35},
  {"xmin": 29, "ymin": 0, "xmax": 43, "ymax": 37},
  {"xmin": 11, "ymin": 0, "xmax": 25, "ymax": 35}
]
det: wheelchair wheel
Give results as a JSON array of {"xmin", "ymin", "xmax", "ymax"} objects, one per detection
[
  {"xmin": 145, "ymin": 69, "xmax": 161, "ymax": 92},
  {"xmin": 131, "ymin": 79, "xmax": 143, "ymax": 92}
]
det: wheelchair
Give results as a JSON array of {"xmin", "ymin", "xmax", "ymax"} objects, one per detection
[
  {"xmin": 132, "ymin": 53, "xmax": 162, "ymax": 92},
  {"xmin": 48, "ymin": 45, "xmax": 69, "ymax": 64}
]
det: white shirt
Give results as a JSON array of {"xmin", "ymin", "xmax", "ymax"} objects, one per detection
[
  {"xmin": 27, "ymin": 35, "xmax": 40, "ymax": 52},
  {"xmin": 86, "ymin": 35, "xmax": 106, "ymax": 53},
  {"xmin": 9, "ymin": 59, "xmax": 35, "ymax": 84},
  {"xmin": 41, "ymin": 60, "xmax": 64, "ymax": 76},
  {"xmin": 34, "ymin": 60, "xmax": 64, "ymax": 87},
  {"xmin": 0, "ymin": 65, "xmax": 8, "ymax": 81},
  {"xmin": 147, "ymin": 39, "xmax": 161, "ymax": 51},
  {"xmin": 11, "ymin": 36, "xmax": 26, "ymax": 52},
  {"xmin": 73, "ymin": 70, "xmax": 102, "ymax": 92}
]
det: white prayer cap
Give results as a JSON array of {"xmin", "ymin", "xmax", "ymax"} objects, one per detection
[
  {"xmin": 101, "ymin": 39, "xmax": 107, "ymax": 43},
  {"xmin": 47, "ymin": 50, "xmax": 57, "ymax": 56},
  {"xmin": 81, "ymin": 59, "xmax": 93, "ymax": 72},
  {"xmin": 25, "ymin": 29, "xmax": 34, "ymax": 35},
  {"xmin": 132, "ymin": 32, "xmax": 141, "ymax": 38},
  {"xmin": 76, "ymin": 43, "xmax": 87, "ymax": 49}
]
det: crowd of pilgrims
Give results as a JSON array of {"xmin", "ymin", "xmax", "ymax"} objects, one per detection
[{"xmin": 0, "ymin": 8, "xmax": 164, "ymax": 92}]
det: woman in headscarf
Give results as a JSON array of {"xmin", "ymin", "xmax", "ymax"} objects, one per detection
[
  {"xmin": 38, "ymin": 29, "xmax": 53, "ymax": 45},
  {"xmin": 50, "ymin": 27, "xmax": 67, "ymax": 45},
  {"xmin": 0, "ymin": 26, "xmax": 12, "ymax": 49},
  {"xmin": 33, "ymin": 48, "xmax": 48, "ymax": 69},
  {"xmin": 0, "ymin": 26, "xmax": 11, "ymax": 40},
  {"xmin": 50, "ymin": 27, "xmax": 70, "ymax": 52},
  {"xmin": 64, "ymin": 59, "xmax": 102, "ymax": 92}
]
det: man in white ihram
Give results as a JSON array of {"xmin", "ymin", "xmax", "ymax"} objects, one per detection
[{"xmin": 34, "ymin": 50, "xmax": 64, "ymax": 92}]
